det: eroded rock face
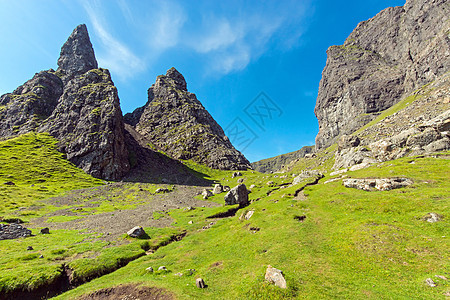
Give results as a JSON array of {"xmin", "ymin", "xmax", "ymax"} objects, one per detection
[
  {"xmin": 57, "ymin": 24, "xmax": 98, "ymax": 82},
  {"xmin": 124, "ymin": 68, "xmax": 251, "ymax": 170},
  {"xmin": 315, "ymin": 0, "xmax": 450, "ymax": 149},
  {"xmin": 0, "ymin": 24, "xmax": 129, "ymax": 180}
]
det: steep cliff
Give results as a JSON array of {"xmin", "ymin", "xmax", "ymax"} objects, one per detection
[
  {"xmin": 251, "ymin": 146, "xmax": 314, "ymax": 173},
  {"xmin": 315, "ymin": 0, "xmax": 450, "ymax": 149},
  {"xmin": 124, "ymin": 68, "xmax": 251, "ymax": 170},
  {"xmin": 0, "ymin": 24, "xmax": 129, "ymax": 180}
]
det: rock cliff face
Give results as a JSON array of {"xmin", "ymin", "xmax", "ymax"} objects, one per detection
[
  {"xmin": 124, "ymin": 68, "xmax": 251, "ymax": 170},
  {"xmin": 0, "ymin": 24, "xmax": 129, "ymax": 180},
  {"xmin": 315, "ymin": 0, "xmax": 450, "ymax": 149},
  {"xmin": 251, "ymin": 146, "xmax": 314, "ymax": 173}
]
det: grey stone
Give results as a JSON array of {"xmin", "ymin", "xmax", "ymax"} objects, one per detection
[
  {"xmin": 424, "ymin": 212, "xmax": 442, "ymax": 223},
  {"xmin": 315, "ymin": 0, "xmax": 450, "ymax": 149},
  {"xmin": 202, "ymin": 189, "xmax": 213, "ymax": 199},
  {"xmin": 127, "ymin": 226, "xmax": 146, "ymax": 238},
  {"xmin": 196, "ymin": 278, "xmax": 206, "ymax": 288},
  {"xmin": 265, "ymin": 265, "xmax": 287, "ymax": 289},
  {"xmin": 40, "ymin": 227, "xmax": 50, "ymax": 234},
  {"xmin": 212, "ymin": 184, "xmax": 223, "ymax": 194},
  {"xmin": 232, "ymin": 172, "xmax": 243, "ymax": 178},
  {"xmin": 338, "ymin": 135, "xmax": 360, "ymax": 151},
  {"xmin": 146, "ymin": 267, "xmax": 154, "ymax": 272},
  {"xmin": 425, "ymin": 278, "xmax": 437, "ymax": 287},
  {"xmin": 343, "ymin": 178, "xmax": 413, "ymax": 191},
  {"xmin": 158, "ymin": 266, "xmax": 167, "ymax": 271},
  {"xmin": 224, "ymin": 184, "xmax": 249, "ymax": 207},
  {"xmin": 0, "ymin": 223, "xmax": 32, "ymax": 240}
]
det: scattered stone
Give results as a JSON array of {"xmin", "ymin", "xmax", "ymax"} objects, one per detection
[
  {"xmin": 27, "ymin": 246, "xmax": 33, "ymax": 251},
  {"xmin": 424, "ymin": 212, "xmax": 442, "ymax": 223},
  {"xmin": 212, "ymin": 184, "xmax": 223, "ymax": 194},
  {"xmin": 232, "ymin": 172, "xmax": 242, "ymax": 178},
  {"xmin": 294, "ymin": 215, "xmax": 306, "ymax": 222},
  {"xmin": 237, "ymin": 178, "xmax": 244, "ymax": 183},
  {"xmin": 266, "ymin": 181, "xmax": 274, "ymax": 186},
  {"xmin": 0, "ymin": 223, "xmax": 32, "ymax": 240},
  {"xmin": 155, "ymin": 188, "xmax": 170, "ymax": 194},
  {"xmin": 224, "ymin": 184, "xmax": 249, "ymax": 207},
  {"xmin": 127, "ymin": 226, "xmax": 146, "ymax": 238},
  {"xmin": 186, "ymin": 269, "xmax": 196, "ymax": 276},
  {"xmin": 146, "ymin": 267, "xmax": 154, "ymax": 273},
  {"xmin": 349, "ymin": 162, "xmax": 371, "ymax": 172},
  {"xmin": 39, "ymin": 255, "xmax": 44, "ymax": 259},
  {"xmin": 249, "ymin": 184, "xmax": 256, "ymax": 189},
  {"xmin": 338, "ymin": 135, "xmax": 360, "ymax": 151},
  {"xmin": 330, "ymin": 169, "xmax": 348, "ymax": 176},
  {"xmin": 174, "ymin": 272, "xmax": 183, "ymax": 277},
  {"xmin": 158, "ymin": 266, "xmax": 167, "ymax": 271},
  {"xmin": 425, "ymin": 278, "xmax": 437, "ymax": 287},
  {"xmin": 3, "ymin": 181, "xmax": 15, "ymax": 186},
  {"xmin": 249, "ymin": 227, "xmax": 260, "ymax": 233},
  {"xmin": 265, "ymin": 265, "xmax": 287, "ymax": 289},
  {"xmin": 40, "ymin": 227, "xmax": 50, "ymax": 234},
  {"xmin": 244, "ymin": 210, "xmax": 254, "ymax": 220},
  {"xmin": 188, "ymin": 220, "xmax": 193, "ymax": 224},
  {"xmin": 202, "ymin": 189, "xmax": 213, "ymax": 199},
  {"xmin": 196, "ymin": 278, "xmax": 206, "ymax": 288},
  {"xmin": 435, "ymin": 275, "xmax": 448, "ymax": 280},
  {"xmin": 343, "ymin": 178, "xmax": 413, "ymax": 191},
  {"xmin": 184, "ymin": 207, "xmax": 194, "ymax": 211}
]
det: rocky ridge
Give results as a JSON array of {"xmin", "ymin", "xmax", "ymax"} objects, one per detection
[
  {"xmin": 124, "ymin": 68, "xmax": 251, "ymax": 170},
  {"xmin": 0, "ymin": 24, "xmax": 129, "ymax": 180},
  {"xmin": 315, "ymin": 0, "xmax": 450, "ymax": 149},
  {"xmin": 251, "ymin": 145, "xmax": 314, "ymax": 173}
]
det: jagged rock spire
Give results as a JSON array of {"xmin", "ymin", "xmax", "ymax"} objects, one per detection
[
  {"xmin": 165, "ymin": 67, "xmax": 187, "ymax": 90},
  {"xmin": 57, "ymin": 24, "xmax": 98, "ymax": 78}
]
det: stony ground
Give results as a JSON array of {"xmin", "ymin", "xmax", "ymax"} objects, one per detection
[{"xmin": 28, "ymin": 183, "xmax": 220, "ymax": 242}]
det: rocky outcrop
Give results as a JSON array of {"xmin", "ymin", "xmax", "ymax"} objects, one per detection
[
  {"xmin": 124, "ymin": 67, "xmax": 250, "ymax": 170},
  {"xmin": 251, "ymin": 146, "xmax": 314, "ymax": 173},
  {"xmin": 315, "ymin": 0, "xmax": 450, "ymax": 149},
  {"xmin": 343, "ymin": 178, "xmax": 413, "ymax": 191},
  {"xmin": 0, "ymin": 24, "xmax": 129, "ymax": 180},
  {"xmin": 224, "ymin": 184, "xmax": 249, "ymax": 206}
]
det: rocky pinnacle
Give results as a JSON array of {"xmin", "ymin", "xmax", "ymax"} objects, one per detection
[{"xmin": 57, "ymin": 24, "xmax": 98, "ymax": 79}]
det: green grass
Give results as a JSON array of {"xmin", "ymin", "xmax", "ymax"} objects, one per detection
[
  {"xmin": 55, "ymin": 153, "xmax": 449, "ymax": 299},
  {"xmin": 0, "ymin": 132, "xmax": 104, "ymax": 220}
]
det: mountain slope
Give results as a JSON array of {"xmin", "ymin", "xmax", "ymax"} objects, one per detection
[
  {"xmin": 251, "ymin": 145, "xmax": 314, "ymax": 173},
  {"xmin": 315, "ymin": 0, "xmax": 449, "ymax": 149},
  {"xmin": 124, "ymin": 67, "xmax": 251, "ymax": 171}
]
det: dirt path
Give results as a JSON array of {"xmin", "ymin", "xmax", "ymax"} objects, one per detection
[{"xmin": 28, "ymin": 183, "xmax": 220, "ymax": 241}]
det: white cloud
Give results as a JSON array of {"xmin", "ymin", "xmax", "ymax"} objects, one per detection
[
  {"xmin": 82, "ymin": 0, "xmax": 145, "ymax": 81},
  {"xmin": 149, "ymin": 2, "xmax": 186, "ymax": 50}
]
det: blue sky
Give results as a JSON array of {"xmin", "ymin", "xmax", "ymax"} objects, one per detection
[{"xmin": 0, "ymin": 0, "xmax": 405, "ymax": 162}]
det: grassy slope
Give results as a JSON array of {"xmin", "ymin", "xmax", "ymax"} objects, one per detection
[{"xmin": 57, "ymin": 154, "xmax": 450, "ymax": 299}]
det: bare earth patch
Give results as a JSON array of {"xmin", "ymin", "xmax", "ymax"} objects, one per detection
[{"xmin": 77, "ymin": 284, "xmax": 174, "ymax": 300}]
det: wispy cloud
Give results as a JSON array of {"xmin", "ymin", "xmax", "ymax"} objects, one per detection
[
  {"xmin": 149, "ymin": 2, "xmax": 186, "ymax": 50},
  {"xmin": 82, "ymin": 0, "xmax": 145, "ymax": 81}
]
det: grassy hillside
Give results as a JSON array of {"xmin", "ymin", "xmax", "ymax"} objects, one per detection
[{"xmin": 56, "ymin": 153, "xmax": 449, "ymax": 299}]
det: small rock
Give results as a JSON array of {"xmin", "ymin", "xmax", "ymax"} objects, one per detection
[
  {"xmin": 146, "ymin": 267, "xmax": 154, "ymax": 272},
  {"xmin": 196, "ymin": 278, "xmax": 206, "ymax": 288},
  {"xmin": 186, "ymin": 269, "xmax": 195, "ymax": 275},
  {"xmin": 237, "ymin": 178, "xmax": 244, "ymax": 183},
  {"xmin": 212, "ymin": 184, "xmax": 223, "ymax": 194},
  {"xmin": 232, "ymin": 172, "xmax": 242, "ymax": 178},
  {"xmin": 127, "ymin": 226, "xmax": 146, "ymax": 238},
  {"xmin": 265, "ymin": 265, "xmax": 287, "ymax": 288},
  {"xmin": 40, "ymin": 227, "xmax": 50, "ymax": 234},
  {"xmin": 266, "ymin": 181, "xmax": 274, "ymax": 186},
  {"xmin": 39, "ymin": 255, "xmax": 44, "ymax": 259},
  {"xmin": 424, "ymin": 212, "xmax": 442, "ymax": 223},
  {"xmin": 202, "ymin": 189, "xmax": 213, "ymax": 199},
  {"xmin": 27, "ymin": 246, "xmax": 33, "ymax": 251},
  {"xmin": 184, "ymin": 206, "xmax": 194, "ymax": 211},
  {"xmin": 249, "ymin": 184, "xmax": 256, "ymax": 189},
  {"xmin": 158, "ymin": 266, "xmax": 167, "ymax": 271},
  {"xmin": 425, "ymin": 278, "xmax": 437, "ymax": 287},
  {"xmin": 223, "ymin": 186, "xmax": 230, "ymax": 192},
  {"xmin": 3, "ymin": 181, "xmax": 15, "ymax": 186},
  {"xmin": 435, "ymin": 275, "xmax": 448, "ymax": 280},
  {"xmin": 155, "ymin": 188, "xmax": 170, "ymax": 193},
  {"xmin": 174, "ymin": 272, "xmax": 183, "ymax": 277},
  {"xmin": 244, "ymin": 210, "xmax": 254, "ymax": 220},
  {"xmin": 188, "ymin": 220, "xmax": 193, "ymax": 224}
]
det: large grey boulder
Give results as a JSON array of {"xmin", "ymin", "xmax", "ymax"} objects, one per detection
[
  {"xmin": 343, "ymin": 178, "xmax": 413, "ymax": 191},
  {"xmin": 127, "ymin": 226, "xmax": 146, "ymax": 238},
  {"xmin": 224, "ymin": 184, "xmax": 249, "ymax": 207}
]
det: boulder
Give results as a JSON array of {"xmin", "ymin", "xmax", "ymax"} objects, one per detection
[
  {"xmin": 338, "ymin": 135, "xmax": 360, "ymax": 151},
  {"xmin": 232, "ymin": 172, "xmax": 243, "ymax": 178},
  {"xmin": 212, "ymin": 184, "xmax": 223, "ymax": 194},
  {"xmin": 40, "ymin": 227, "xmax": 50, "ymax": 234},
  {"xmin": 127, "ymin": 226, "xmax": 146, "ymax": 238},
  {"xmin": 343, "ymin": 178, "xmax": 413, "ymax": 191},
  {"xmin": 265, "ymin": 265, "xmax": 287, "ymax": 289},
  {"xmin": 224, "ymin": 184, "xmax": 249, "ymax": 207},
  {"xmin": 424, "ymin": 212, "xmax": 442, "ymax": 223}
]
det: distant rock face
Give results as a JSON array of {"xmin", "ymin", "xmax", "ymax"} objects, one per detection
[
  {"xmin": 0, "ymin": 24, "xmax": 129, "ymax": 180},
  {"xmin": 315, "ymin": 0, "xmax": 450, "ymax": 149},
  {"xmin": 57, "ymin": 24, "xmax": 98, "ymax": 82},
  {"xmin": 251, "ymin": 145, "xmax": 314, "ymax": 173},
  {"xmin": 124, "ymin": 67, "xmax": 251, "ymax": 170}
]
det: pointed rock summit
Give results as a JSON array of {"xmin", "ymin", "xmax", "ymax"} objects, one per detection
[
  {"xmin": 0, "ymin": 24, "xmax": 129, "ymax": 180},
  {"xmin": 57, "ymin": 24, "xmax": 98, "ymax": 80},
  {"xmin": 124, "ymin": 68, "xmax": 251, "ymax": 170}
]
